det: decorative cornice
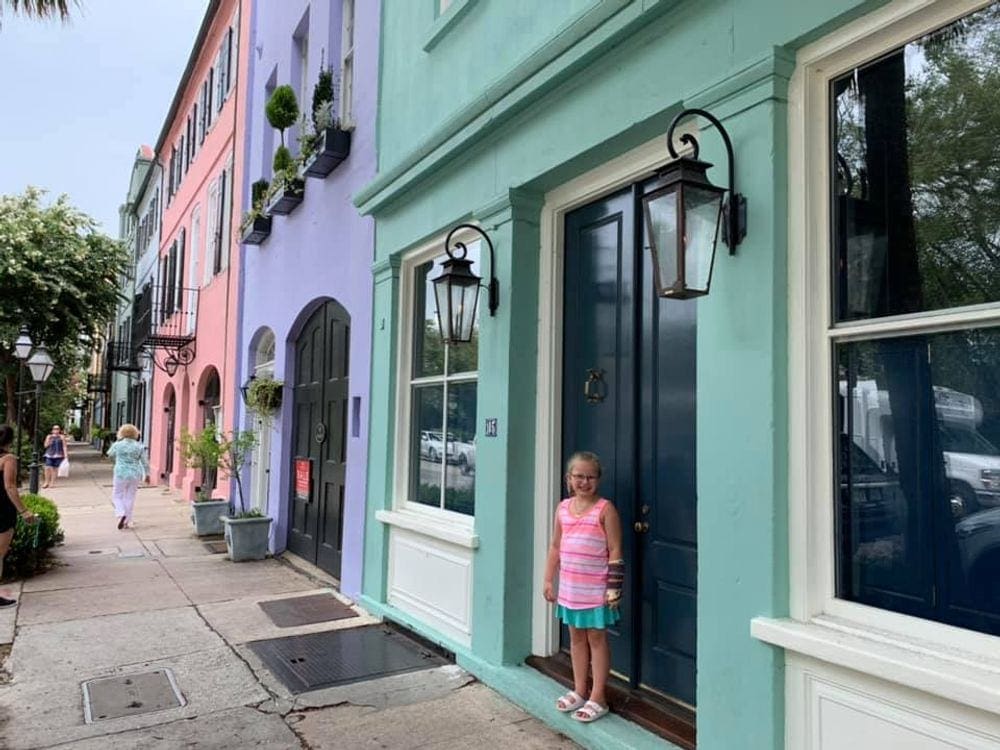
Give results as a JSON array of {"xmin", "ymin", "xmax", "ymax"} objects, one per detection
[
  {"xmin": 355, "ymin": 0, "xmax": 662, "ymax": 215},
  {"xmin": 372, "ymin": 255, "xmax": 402, "ymax": 283},
  {"xmin": 476, "ymin": 189, "xmax": 545, "ymax": 228}
]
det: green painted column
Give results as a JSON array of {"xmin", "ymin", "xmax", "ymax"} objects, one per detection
[
  {"xmin": 362, "ymin": 255, "xmax": 402, "ymax": 601},
  {"xmin": 693, "ymin": 60, "xmax": 790, "ymax": 750},
  {"xmin": 469, "ymin": 189, "xmax": 544, "ymax": 664}
]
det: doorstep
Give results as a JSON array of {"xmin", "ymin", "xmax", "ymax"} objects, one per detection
[{"xmin": 527, "ymin": 653, "xmax": 695, "ymax": 749}]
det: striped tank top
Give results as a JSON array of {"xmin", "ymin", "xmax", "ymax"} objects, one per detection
[{"xmin": 557, "ymin": 497, "xmax": 610, "ymax": 610}]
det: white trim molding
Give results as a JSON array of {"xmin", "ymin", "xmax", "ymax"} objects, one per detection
[
  {"xmin": 530, "ymin": 130, "xmax": 698, "ymax": 656},
  {"xmin": 778, "ymin": 0, "xmax": 1000, "ymax": 711}
]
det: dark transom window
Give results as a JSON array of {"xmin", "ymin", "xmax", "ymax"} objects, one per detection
[{"xmin": 832, "ymin": 3, "xmax": 1000, "ymax": 636}]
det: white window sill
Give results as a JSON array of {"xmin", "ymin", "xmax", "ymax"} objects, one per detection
[
  {"xmin": 751, "ymin": 615, "xmax": 1000, "ymax": 715},
  {"xmin": 375, "ymin": 509, "xmax": 479, "ymax": 549}
]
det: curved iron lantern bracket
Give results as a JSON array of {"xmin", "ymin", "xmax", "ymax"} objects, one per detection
[
  {"xmin": 666, "ymin": 108, "xmax": 747, "ymax": 254},
  {"xmin": 444, "ymin": 223, "xmax": 499, "ymax": 316}
]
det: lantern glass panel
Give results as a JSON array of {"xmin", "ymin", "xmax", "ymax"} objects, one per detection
[
  {"xmin": 644, "ymin": 187, "xmax": 679, "ymax": 294},
  {"xmin": 683, "ymin": 184, "xmax": 724, "ymax": 294}
]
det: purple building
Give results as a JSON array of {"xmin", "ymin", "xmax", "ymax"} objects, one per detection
[{"xmin": 236, "ymin": 0, "xmax": 377, "ymax": 596}]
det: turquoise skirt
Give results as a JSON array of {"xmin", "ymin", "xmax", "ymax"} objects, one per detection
[{"xmin": 556, "ymin": 604, "xmax": 620, "ymax": 629}]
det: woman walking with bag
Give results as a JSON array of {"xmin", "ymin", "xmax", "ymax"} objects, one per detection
[
  {"xmin": 106, "ymin": 424, "xmax": 150, "ymax": 530},
  {"xmin": 41, "ymin": 424, "xmax": 68, "ymax": 489}
]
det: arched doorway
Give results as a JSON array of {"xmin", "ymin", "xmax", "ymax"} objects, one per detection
[
  {"xmin": 164, "ymin": 385, "xmax": 176, "ymax": 480},
  {"xmin": 200, "ymin": 368, "xmax": 221, "ymax": 491},
  {"xmin": 249, "ymin": 330, "xmax": 275, "ymax": 513},
  {"xmin": 289, "ymin": 300, "xmax": 350, "ymax": 577}
]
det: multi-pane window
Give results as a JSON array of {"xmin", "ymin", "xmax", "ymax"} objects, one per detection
[
  {"xmin": 407, "ymin": 245, "xmax": 479, "ymax": 516},
  {"xmin": 832, "ymin": 4, "xmax": 1000, "ymax": 636},
  {"xmin": 339, "ymin": 0, "xmax": 355, "ymax": 128}
]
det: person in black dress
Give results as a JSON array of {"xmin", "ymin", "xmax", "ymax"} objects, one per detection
[{"xmin": 0, "ymin": 425, "xmax": 37, "ymax": 607}]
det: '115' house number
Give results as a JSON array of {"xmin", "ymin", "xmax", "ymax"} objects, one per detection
[{"xmin": 484, "ymin": 418, "xmax": 498, "ymax": 437}]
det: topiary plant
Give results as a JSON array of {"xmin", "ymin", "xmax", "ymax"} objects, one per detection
[
  {"xmin": 272, "ymin": 145, "xmax": 293, "ymax": 175},
  {"xmin": 251, "ymin": 178, "xmax": 270, "ymax": 208},
  {"xmin": 312, "ymin": 66, "xmax": 335, "ymax": 132},
  {"xmin": 265, "ymin": 85, "xmax": 299, "ymax": 147}
]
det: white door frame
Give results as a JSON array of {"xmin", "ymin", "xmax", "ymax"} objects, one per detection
[{"xmin": 531, "ymin": 132, "xmax": 692, "ymax": 655}]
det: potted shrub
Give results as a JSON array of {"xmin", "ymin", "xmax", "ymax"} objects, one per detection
[
  {"xmin": 218, "ymin": 430, "xmax": 273, "ymax": 562},
  {"xmin": 240, "ymin": 179, "xmax": 272, "ymax": 245},
  {"xmin": 179, "ymin": 427, "xmax": 229, "ymax": 536},
  {"xmin": 302, "ymin": 66, "xmax": 351, "ymax": 178},
  {"xmin": 264, "ymin": 85, "xmax": 305, "ymax": 215}
]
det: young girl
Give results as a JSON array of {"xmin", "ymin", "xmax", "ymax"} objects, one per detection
[{"xmin": 543, "ymin": 451, "xmax": 624, "ymax": 723}]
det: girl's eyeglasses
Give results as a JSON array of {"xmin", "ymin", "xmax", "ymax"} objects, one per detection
[{"xmin": 570, "ymin": 473, "xmax": 598, "ymax": 481}]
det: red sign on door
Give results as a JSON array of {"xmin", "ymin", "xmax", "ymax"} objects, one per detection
[{"xmin": 294, "ymin": 458, "xmax": 311, "ymax": 500}]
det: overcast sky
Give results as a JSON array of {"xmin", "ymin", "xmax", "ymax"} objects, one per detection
[{"xmin": 0, "ymin": 1, "xmax": 208, "ymax": 235}]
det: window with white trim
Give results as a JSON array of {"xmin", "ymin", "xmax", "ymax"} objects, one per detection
[
  {"xmin": 828, "ymin": 3, "xmax": 1000, "ymax": 636},
  {"xmin": 339, "ymin": 0, "xmax": 355, "ymax": 129},
  {"xmin": 405, "ymin": 243, "xmax": 479, "ymax": 516}
]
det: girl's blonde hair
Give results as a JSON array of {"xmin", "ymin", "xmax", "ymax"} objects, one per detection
[
  {"xmin": 117, "ymin": 424, "xmax": 140, "ymax": 440},
  {"xmin": 564, "ymin": 451, "xmax": 602, "ymax": 495}
]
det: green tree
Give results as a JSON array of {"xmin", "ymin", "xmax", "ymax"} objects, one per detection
[{"xmin": 0, "ymin": 187, "xmax": 128, "ymax": 425}]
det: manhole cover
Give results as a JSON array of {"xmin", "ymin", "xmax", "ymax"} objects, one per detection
[
  {"xmin": 203, "ymin": 540, "xmax": 228, "ymax": 554},
  {"xmin": 82, "ymin": 669, "xmax": 185, "ymax": 723},
  {"xmin": 258, "ymin": 593, "xmax": 356, "ymax": 628},
  {"xmin": 247, "ymin": 625, "xmax": 447, "ymax": 694}
]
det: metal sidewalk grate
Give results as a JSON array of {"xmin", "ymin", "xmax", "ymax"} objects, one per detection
[
  {"xmin": 247, "ymin": 625, "xmax": 447, "ymax": 694},
  {"xmin": 258, "ymin": 593, "xmax": 356, "ymax": 628},
  {"xmin": 82, "ymin": 669, "xmax": 185, "ymax": 723}
]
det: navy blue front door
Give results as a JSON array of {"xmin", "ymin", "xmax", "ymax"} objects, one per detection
[
  {"xmin": 289, "ymin": 300, "xmax": 350, "ymax": 578},
  {"xmin": 562, "ymin": 182, "xmax": 697, "ymax": 707}
]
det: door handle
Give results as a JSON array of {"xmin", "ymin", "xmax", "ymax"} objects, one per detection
[
  {"xmin": 584, "ymin": 368, "xmax": 606, "ymax": 404},
  {"xmin": 633, "ymin": 521, "xmax": 649, "ymax": 533}
]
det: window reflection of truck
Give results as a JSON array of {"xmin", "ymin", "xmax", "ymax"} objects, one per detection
[{"xmin": 843, "ymin": 381, "xmax": 1000, "ymax": 515}]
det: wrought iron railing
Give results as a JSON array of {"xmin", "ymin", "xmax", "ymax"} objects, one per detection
[
  {"xmin": 131, "ymin": 282, "xmax": 198, "ymax": 373},
  {"xmin": 86, "ymin": 372, "xmax": 110, "ymax": 394},
  {"xmin": 105, "ymin": 339, "xmax": 141, "ymax": 372}
]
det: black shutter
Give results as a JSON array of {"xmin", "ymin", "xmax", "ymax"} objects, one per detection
[{"xmin": 214, "ymin": 171, "xmax": 226, "ymax": 274}]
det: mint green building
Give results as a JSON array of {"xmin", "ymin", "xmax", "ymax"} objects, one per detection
[{"xmin": 360, "ymin": 1, "xmax": 1000, "ymax": 747}]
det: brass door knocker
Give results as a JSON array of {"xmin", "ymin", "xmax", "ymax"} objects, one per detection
[{"xmin": 584, "ymin": 368, "xmax": 606, "ymax": 404}]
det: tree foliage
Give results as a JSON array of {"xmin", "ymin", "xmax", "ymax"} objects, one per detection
[
  {"xmin": 265, "ymin": 85, "xmax": 299, "ymax": 145},
  {"xmin": 0, "ymin": 187, "xmax": 127, "ymax": 423},
  {"xmin": 0, "ymin": 0, "xmax": 74, "ymax": 23}
]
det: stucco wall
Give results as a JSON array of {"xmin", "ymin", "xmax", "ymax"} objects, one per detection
[
  {"xmin": 236, "ymin": 0, "xmax": 379, "ymax": 597},
  {"xmin": 361, "ymin": 1, "xmax": 891, "ymax": 748}
]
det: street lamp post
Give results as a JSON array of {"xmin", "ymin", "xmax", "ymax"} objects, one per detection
[
  {"xmin": 26, "ymin": 343, "xmax": 55, "ymax": 495},
  {"xmin": 13, "ymin": 326, "xmax": 33, "ymax": 465}
]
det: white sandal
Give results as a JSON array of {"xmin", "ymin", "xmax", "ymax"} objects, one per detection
[
  {"xmin": 556, "ymin": 690, "xmax": 586, "ymax": 712},
  {"xmin": 574, "ymin": 700, "xmax": 609, "ymax": 723}
]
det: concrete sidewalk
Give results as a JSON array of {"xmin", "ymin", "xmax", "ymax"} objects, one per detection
[{"xmin": 0, "ymin": 443, "xmax": 577, "ymax": 749}]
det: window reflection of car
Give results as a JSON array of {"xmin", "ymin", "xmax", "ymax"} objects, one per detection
[
  {"xmin": 955, "ymin": 507, "xmax": 1000, "ymax": 607},
  {"xmin": 841, "ymin": 437, "xmax": 905, "ymax": 542},
  {"xmin": 939, "ymin": 424, "xmax": 1000, "ymax": 512},
  {"xmin": 450, "ymin": 436, "xmax": 475, "ymax": 474},
  {"xmin": 420, "ymin": 430, "xmax": 446, "ymax": 462}
]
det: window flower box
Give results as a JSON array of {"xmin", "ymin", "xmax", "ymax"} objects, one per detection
[
  {"xmin": 266, "ymin": 177, "xmax": 305, "ymax": 215},
  {"xmin": 239, "ymin": 214, "xmax": 272, "ymax": 245},
  {"xmin": 303, "ymin": 126, "xmax": 352, "ymax": 178}
]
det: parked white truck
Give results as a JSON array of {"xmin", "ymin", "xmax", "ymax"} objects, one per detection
[{"xmin": 844, "ymin": 380, "xmax": 1000, "ymax": 514}]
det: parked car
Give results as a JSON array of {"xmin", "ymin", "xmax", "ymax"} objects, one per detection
[{"xmin": 420, "ymin": 430, "xmax": 446, "ymax": 462}]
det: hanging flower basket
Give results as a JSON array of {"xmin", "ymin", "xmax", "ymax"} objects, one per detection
[{"xmin": 246, "ymin": 377, "xmax": 283, "ymax": 416}]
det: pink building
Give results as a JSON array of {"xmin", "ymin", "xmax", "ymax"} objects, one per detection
[{"xmin": 141, "ymin": 0, "xmax": 250, "ymax": 499}]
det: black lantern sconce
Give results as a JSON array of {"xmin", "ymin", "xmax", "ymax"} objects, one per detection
[
  {"xmin": 431, "ymin": 224, "xmax": 498, "ymax": 344},
  {"xmin": 642, "ymin": 108, "xmax": 747, "ymax": 300},
  {"xmin": 239, "ymin": 374, "xmax": 256, "ymax": 407}
]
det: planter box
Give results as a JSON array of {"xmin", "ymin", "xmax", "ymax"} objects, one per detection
[
  {"xmin": 240, "ymin": 214, "xmax": 272, "ymax": 245},
  {"xmin": 190, "ymin": 499, "xmax": 229, "ymax": 536},
  {"xmin": 303, "ymin": 127, "xmax": 352, "ymax": 178},
  {"xmin": 223, "ymin": 515, "xmax": 273, "ymax": 562},
  {"xmin": 265, "ymin": 178, "xmax": 305, "ymax": 215}
]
